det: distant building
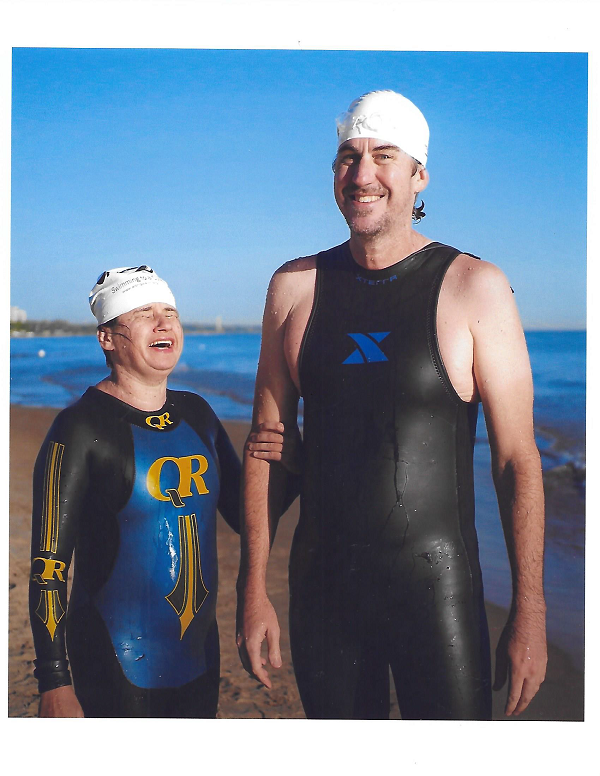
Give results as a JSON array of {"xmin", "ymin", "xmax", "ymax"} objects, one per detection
[
  {"xmin": 10, "ymin": 306, "xmax": 27, "ymax": 323},
  {"xmin": 215, "ymin": 315, "xmax": 224, "ymax": 333}
]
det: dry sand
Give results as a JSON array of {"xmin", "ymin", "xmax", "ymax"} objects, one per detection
[{"xmin": 9, "ymin": 404, "xmax": 584, "ymax": 720}]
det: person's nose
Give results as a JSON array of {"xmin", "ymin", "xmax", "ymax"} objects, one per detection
[
  {"xmin": 153, "ymin": 312, "xmax": 171, "ymax": 330},
  {"xmin": 351, "ymin": 155, "xmax": 376, "ymax": 187}
]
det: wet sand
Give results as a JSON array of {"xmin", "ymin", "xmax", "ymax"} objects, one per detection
[{"xmin": 9, "ymin": 404, "xmax": 584, "ymax": 720}]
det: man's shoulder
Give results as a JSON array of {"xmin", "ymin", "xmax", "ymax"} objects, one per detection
[
  {"xmin": 265, "ymin": 254, "xmax": 319, "ymax": 315},
  {"xmin": 443, "ymin": 254, "xmax": 516, "ymax": 331},
  {"xmin": 273, "ymin": 254, "xmax": 318, "ymax": 278},
  {"xmin": 447, "ymin": 253, "xmax": 512, "ymax": 296},
  {"xmin": 271, "ymin": 240, "xmax": 352, "ymax": 283}
]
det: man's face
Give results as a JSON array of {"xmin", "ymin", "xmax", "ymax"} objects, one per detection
[
  {"xmin": 99, "ymin": 302, "xmax": 183, "ymax": 381},
  {"xmin": 333, "ymin": 137, "xmax": 428, "ymax": 237}
]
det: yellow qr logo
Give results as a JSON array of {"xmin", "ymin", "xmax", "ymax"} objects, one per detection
[
  {"xmin": 147, "ymin": 455, "xmax": 210, "ymax": 504},
  {"xmin": 145, "ymin": 412, "xmax": 173, "ymax": 430},
  {"xmin": 31, "ymin": 557, "xmax": 67, "ymax": 585}
]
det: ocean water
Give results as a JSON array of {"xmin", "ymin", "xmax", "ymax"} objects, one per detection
[{"xmin": 10, "ymin": 330, "xmax": 585, "ymax": 668}]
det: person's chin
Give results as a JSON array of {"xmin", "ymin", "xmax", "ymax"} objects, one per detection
[
  {"xmin": 347, "ymin": 215, "xmax": 385, "ymax": 237},
  {"xmin": 147, "ymin": 352, "xmax": 179, "ymax": 373}
]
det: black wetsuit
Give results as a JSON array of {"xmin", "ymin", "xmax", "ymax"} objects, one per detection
[
  {"xmin": 291, "ymin": 241, "xmax": 492, "ymax": 720},
  {"xmin": 29, "ymin": 387, "xmax": 240, "ymax": 718}
]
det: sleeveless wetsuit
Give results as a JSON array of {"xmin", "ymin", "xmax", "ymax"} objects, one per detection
[
  {"xmin": 291, "ymin": 241, "xmax": 492, "ymax": 720},
  {"xmin": 29, "ymin": 387, "xmax": 240, "ymax": 718}
]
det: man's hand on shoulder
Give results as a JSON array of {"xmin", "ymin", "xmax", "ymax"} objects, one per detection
[
  {"xmin": 236, "ymin": 590, "xmax": 282, "ymax": 689},
  {"xmin": 39, "ymin": 685, "xmax": 84, "ymax": 717}
]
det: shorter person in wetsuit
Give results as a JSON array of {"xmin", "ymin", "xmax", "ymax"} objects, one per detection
[{"xmin": 29, "ymin": 265, "xmax": 294, "ymax": 718}]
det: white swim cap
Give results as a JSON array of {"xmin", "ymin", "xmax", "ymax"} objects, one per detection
[
  {"xmin": 336, "ymin": 90, "xmax": 429, "ymax": 166},
  {"xmin": 89, "ymin": 265, "xmax": 176, "ymax": 325}
]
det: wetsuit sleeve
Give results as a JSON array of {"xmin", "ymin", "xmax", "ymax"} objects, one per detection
[
  {"xmin": 29, "ymin": 411, "xmax": 91, "ymax": 693},
  {"xmin": 215, "ymin": 422, "xmax": 241, "ymax": 534}
]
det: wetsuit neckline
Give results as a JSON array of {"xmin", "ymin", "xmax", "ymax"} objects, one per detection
[
  {"xmin": 85, "ymin": 386, "xmax": 172, "ymax": 417},
  {"xmin": 344, "ymin": 240, "xmax": 444, "ymax": 279}
]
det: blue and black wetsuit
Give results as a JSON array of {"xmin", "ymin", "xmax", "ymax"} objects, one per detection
[
  {"xmin": 29, "ymin": 387, "xmax": 240, "ymax": 718},
  {"xmin": 292, "ymin": 241, "xmax": 492, "ymax": 720}
]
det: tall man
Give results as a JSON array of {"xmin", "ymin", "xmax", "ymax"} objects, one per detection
[{"xmin": 238, "ymin": 90, "xmax": 547, "ymax": 720}]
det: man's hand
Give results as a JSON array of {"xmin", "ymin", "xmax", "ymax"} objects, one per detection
[
  {"xmin": 246, "ymin": 421, "xmax": 302, "ymax": 475},
  {"xmin": 39, "ymin": 685, "xmax": 84, "ymax": 717},
  {"xmin": 493, "ymin": 608, "xmax": 547, "ymax": 716},
  {"xmin": 236, "ymin": 591, "xmax": 282, "ymax": 689}
]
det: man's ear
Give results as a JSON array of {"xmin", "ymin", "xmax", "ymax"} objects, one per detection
[
  {"xmin": 97, "ymin": 326, "xmax": 115, "ymax": 353},
  {"xmin": 414, "ymin": 166, "xmax": 429, "ymax": 194}
]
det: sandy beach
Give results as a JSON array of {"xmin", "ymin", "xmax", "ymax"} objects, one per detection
[{"xmin": 9, "ymin": 404, "xmax": 584, "ymax": 720}]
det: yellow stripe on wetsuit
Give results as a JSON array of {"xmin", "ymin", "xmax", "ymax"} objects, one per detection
[{"xmin": 40, "ymin": 441, "xmax": 64, "ymax": 553}]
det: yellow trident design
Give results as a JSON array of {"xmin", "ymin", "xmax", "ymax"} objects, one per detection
[
  {"xmin": 35, "ymin": 589, "xmax": 66, "ymax": 640},
  {"xmin": 165, "ymin": 514, "xmax": 209, "ymax": 639}
]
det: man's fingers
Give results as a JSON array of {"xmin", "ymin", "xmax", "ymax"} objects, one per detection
[
  {"xmin": 241, "ymin": 635, "xmax": 273, "ymax": 688},
  {"xmin": 266, "ymin": 623, "xmax": 282, "ymax": 669},
  {"xmin": 256, "ymin": 421, "xmax": 285, "ymax": 432},
  {"xmin": 237, "ymin": 645, "xmax": 252, "ymax": 676},
  {"xmin": 248, "ymin": 432, "xmax": 285, "ymax": 445},
  {"xmin": 237, "ymin": 598, "xmax": 281, "ymax": 688},
  {"xmin": 236, "ymin": 633, "xmax": 253, "ymax": 673},
  {"xmin": 250, "ymin": 661, "xmax": 272, "ymax": 688},
  {"xmin": 504, "ymin": 671, "xmax": 524, "ymax": 716},
  {"xmin": 247, "ymin": 434, "xmax": 284, "ymax": 458},
  {"xmin": 251, "ymin": 451, "xmax": 283, "ymax": 461},
  {"xmin": 248, "ymin": 431, "xmax": 285, "ymax": 461},
  {"xmin": 511, "ymin": 678, "xmax": 540, "ymax": 716},
  {"xmin": 253, "ymin": 421, "xmax": 285, "ymax": 435},
  {"xmin": 248, "ymin": 442, "xmax": 283, "ymax": 452}
]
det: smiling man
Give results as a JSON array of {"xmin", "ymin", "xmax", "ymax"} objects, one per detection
[
  {"xmin": 237, "ymin": 90, "xmax": 547, "ymax": 720},
  {"xmin": 29, "ymin": 265, "xmax": 289, "ymax": 717}
]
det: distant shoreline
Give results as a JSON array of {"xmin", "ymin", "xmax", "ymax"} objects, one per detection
[
  {"xmin": 10, "ymin": 324, "xmax": 262, "ymax": 338},
  {"xmin": 10, "ymin": 324, "xmax": 585, "ymax": 339}
]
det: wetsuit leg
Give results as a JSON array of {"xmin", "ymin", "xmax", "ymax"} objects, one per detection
[
  {"xmin": 69, "ymin": 610, "xmax": 220, "ymax": 718},
  {"xmin": 289, "ymin": 585, "xmax": 390, "ymax": 719},
  {"xmin": 75, "ymin": 667, "xmax": 220, "ymax": 719},
  {"xmin": 290, "ymin": 547, "xmax": 491, "ymax": 720},
  {"xmin": 387, "ymin": 585, "xmax": 492, "ymax": 720}
]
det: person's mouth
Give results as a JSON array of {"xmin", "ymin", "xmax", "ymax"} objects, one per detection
[
  {"xmin": 346, "ymin": 190, "xmax": 386, "ymax": 205},
  {"xmin": 149, "ymin": 339, "xmax": 174, "ymax": 349}
]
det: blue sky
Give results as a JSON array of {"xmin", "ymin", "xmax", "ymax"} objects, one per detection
[{"xmin": 11, "ymin": 48, "xmax": 587, "ymax": 328}]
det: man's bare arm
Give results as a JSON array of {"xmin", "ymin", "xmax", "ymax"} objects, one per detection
[
  {"xmin": 236, "ymin": 268, "xmax": 301, "ymax": 688},
  {"xmin": 468, "ymin": 260, "xmax": 547, "ymax": 716}
]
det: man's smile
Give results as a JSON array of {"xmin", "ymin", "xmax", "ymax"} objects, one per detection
[
  {"xmin": 354, "ymin": 195, "xmax": 383, "ymax": 203},
  {"xmin": 345, "ymin": 190, "xmax": 386, "ymax": 205}
]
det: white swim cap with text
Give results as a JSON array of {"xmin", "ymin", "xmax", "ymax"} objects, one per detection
[
  {"xmin": 89, "ymin": 265, "xmax": 176, "ymax": 325},
  {"xmin": 336, "ymin": 90, "xmax": 429, "ymax": 166}
]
